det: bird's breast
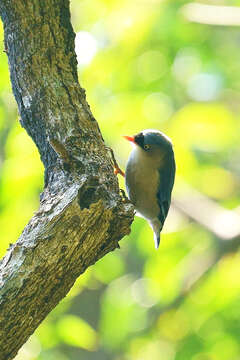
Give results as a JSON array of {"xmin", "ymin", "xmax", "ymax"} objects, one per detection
[{"xmin": 125, "ymin": 148, "xmax": 160, "ymax": 220}]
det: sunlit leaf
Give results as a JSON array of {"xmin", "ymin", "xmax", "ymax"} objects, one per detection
[{"xmin": 56, "ymin": 315, "xmax": 98, "ymax": 351}]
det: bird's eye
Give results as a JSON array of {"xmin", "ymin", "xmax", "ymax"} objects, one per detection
[{"xmin": 144, "ymin": 144, "xmax": 150, "ymax": 150}]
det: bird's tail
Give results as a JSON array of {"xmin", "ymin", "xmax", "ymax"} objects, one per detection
[
  {"xmin": 150, "ymin": 218, "xmax": 162, "ymax": 249},
  {"xmin": 154, "ymin": 232, "xmax": 160, "ymax": 249}
]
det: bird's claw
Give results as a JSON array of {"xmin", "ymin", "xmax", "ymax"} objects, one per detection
[
  {"xmin": 106, "ymin": 146, "xmax": 125, "ymax": 177},
  {"xmin": 114, "ymin": 167, "xmax": 125, "ymax": 177}
]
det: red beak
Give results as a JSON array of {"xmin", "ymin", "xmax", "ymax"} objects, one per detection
[{"xmin": 123, "ymin": 135, "xmax": 135, "ymax": 143}]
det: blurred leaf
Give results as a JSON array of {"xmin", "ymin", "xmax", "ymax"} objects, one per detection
[
  {"xmin": 100, "ymin": 276, "xmax": 147, "ymax": 349},
  {"xmin": 36, "ymin": 321, "xmax": 60, "ymax": 350},
  {"xmin": 56, "ymin": 315, "xmax": 98, "ymax": 351},
  {"xmin": 170, "ymin": 103, "xmax": 237, "ymax": 151},
  {"xmin": 94, "ymin": 251, "xmax": 125, "ymax": 283}
]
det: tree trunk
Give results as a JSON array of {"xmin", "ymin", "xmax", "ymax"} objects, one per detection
[{"xmin": 0, "ymin": 1, "xmax": 134, "ymax": 359}]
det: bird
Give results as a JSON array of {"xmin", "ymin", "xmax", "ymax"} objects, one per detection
[{"xmin": 122, "ymin": 129, "xmax": 176, "ymax": 249}]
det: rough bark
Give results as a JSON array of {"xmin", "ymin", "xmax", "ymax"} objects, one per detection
[{"xmin": 0, "ymin": 1, "xmax": 134, "ymax": 359}]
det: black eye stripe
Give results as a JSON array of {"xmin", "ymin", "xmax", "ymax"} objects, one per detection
[{"xmin": 134, "ymin": 132, "xmax": 144, "ymax": 148}]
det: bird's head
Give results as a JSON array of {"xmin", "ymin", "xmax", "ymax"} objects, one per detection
[{"xmin": 124, "ymin": 129, "xmax": 173, "ymax": 156}]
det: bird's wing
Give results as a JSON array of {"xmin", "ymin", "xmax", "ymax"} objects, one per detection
[{"xmin": 157, "ymin": 153, "xmax": 176, "ymax": 228}]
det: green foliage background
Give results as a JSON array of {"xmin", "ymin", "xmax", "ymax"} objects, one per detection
[{"xmin": 1, "ymin": 1, "xmax": 240, "ymax": 359}]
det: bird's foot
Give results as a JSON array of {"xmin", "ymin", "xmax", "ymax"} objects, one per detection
[{"xmin": 106, "ymin": 146, "xmax": 125, "ymax": 177}]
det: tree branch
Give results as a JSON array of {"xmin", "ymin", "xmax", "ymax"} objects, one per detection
[{"xmin": 0, "ymin": 1, "xmax": 134, "ymax": 359}]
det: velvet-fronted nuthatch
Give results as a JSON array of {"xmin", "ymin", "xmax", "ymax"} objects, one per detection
[{"xmin": 123, "ymin": 129, "xmax": 175, "ymax": 249}]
